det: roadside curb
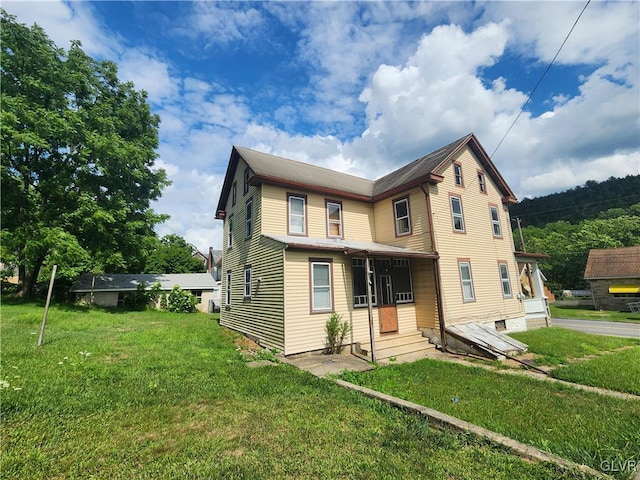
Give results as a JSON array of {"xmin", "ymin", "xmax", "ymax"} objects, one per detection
[{"xmin": 336, "ymin": 379, "xmax": 612, "ymax": 480}]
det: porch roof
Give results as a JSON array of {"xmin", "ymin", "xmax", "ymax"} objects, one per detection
[{"xmin": 263, "ymin": 234, "xmax": 438, "ymax": 259}]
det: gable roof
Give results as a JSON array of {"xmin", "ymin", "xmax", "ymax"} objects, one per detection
[
  {"xmin": 216, "ymin": 133, "xmax": 516, "ymax": 218},
  {"xmin": 70, "ymin": 273, "xmax": 219, "ymax": 293},
  {"xmin": 584, "ymin": 246, "xmax": 640, "ymax": 279}
]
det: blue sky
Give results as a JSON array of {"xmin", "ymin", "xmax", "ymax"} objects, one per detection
[{"xmin": 4, "ymin": 1, "xmax": 639, "ymax": 252}]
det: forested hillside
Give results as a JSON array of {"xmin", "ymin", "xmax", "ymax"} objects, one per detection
[
  {"xmin": 510, "ymin": 175, "xmax": 640, "ymax": 227},
  {"xmin": 510, "ymin": 176, "xmax": 640, "ymax": 293}
]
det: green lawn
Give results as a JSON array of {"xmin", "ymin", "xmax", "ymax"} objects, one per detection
[
  {"xmin": 550, "ymin": 304, "xmax": 640, "ymax": 323},
  {"xmin": 510, "ymin": 327, "xmax": 640, "ymax": 394},
  {"xmin": 1, "ymin": 299, "xmax": 593, "ymax": 480},
  {"xmin": 339, "ymin": 359, "xmax": 640, "ymax": 479}
]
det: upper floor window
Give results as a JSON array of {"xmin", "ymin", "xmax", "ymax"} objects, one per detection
[
  {"xmin": 453, "ymin": 162, "xmax": 464, "ymax": 186},
  {"xmin": 393, "ymin": 197, "xmax": 411, "ymax": 236},
  {"xmin": 458, "ymin": 261, "xmax": 475, "ymax": 302},
  {"xmin": 310, "ymin": 259, "xmax": 332, "ymax": 312},
  {"xmin": 490, "ymin": 205, "xmax": 502, "ymax": 237},
  {"xmin": 288, "ymin": 194, "xmax": 307, "ymax": 236},
  {"xmin": 498, "ymin": 263, "xmax": 512, "ymax": 298},
  {"xmin": 243, "ymin": 266, "xmax": 252, "ymax": 299},
  {"xmin": 243, "ymin": 168, "xmax": 251, "ymax": 195},
  {"xmin": 232, "ymin": 181, "xmax": 237, "ymax": 206},
  {"xmin": 478, "ymin": 172, "xmax": 486, "ymax": 193},
  {"xmin": 227, "ymin": 215, "xmax": 234, "ymax": 248},
  {"xmin": 450, "ymin": 195, "xmax": 465, "ymax": 233},
  {"xmin": 326, "ymin": 201, "xmax": 343, "ymax": 238},
  {"xmin": 245, "ymin": 198, "xmax": 253, "ymax": 239}
]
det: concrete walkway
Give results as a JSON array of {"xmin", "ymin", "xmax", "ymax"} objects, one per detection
[{"xmin": 277, "ymin": 351, "xmax": 374, "ymax": 377}]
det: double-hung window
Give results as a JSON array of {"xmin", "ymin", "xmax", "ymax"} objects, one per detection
[
  {"xmin": 450, "ymin": 196, "xmax": 465, "ymax": 233},
  {"xmin": 478, "ymin": 172, "xmax": 486, "ymax": 193},
  {"xmin": 458, "ymin": 261, "xmax": 475, "ymax": 302},
  {"xmin": 490, "ymin": 205, "xmax": 502, "ymax": 237},
  {"xmin": 232, "ymin": 182, "xmax": 237, "ymax": 206},
  {"xmin": 225, "ymin": 271, "xmax": 232, "ymax": 306},
  {"xmin": 393, "ymin": 198, "xmax": 411, "ymax": 236},
  {"xmin": 288, "ymin": 194, "xmax": 306, "ymax": 235},
  {"xmin": 453, "ymin": 163, "xmax": 464, "ymax": 186},
  {"xmin": 310, "ymin": 259, "xmax": 332, "ymax": 312},
  {"xmin": 245, "ymin": 198, "xmax": 253, "ymax": 239},
  {"xmin": 243, "ymin": 168, "xmax": 251, "ymax": 194},
  {"xmin": 326, "ymin": 201, "xmax": 343, "ymax": 238},
  {"xmin": 499, "ymin": 263, "xmax": 512, "ymax": 298},
  {"xmin": 243, "ymin": 266, "xmax": 252, "ymax": 299},
  {"xmin": 227, "ymin": 215, "xmax": 234, "ymax": 248}
]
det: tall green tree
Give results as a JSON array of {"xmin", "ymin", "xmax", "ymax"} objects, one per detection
[
  {"xmin": 144, "ymin": 235, "xmax": 206, "ymax": 274},
  {"xmin": 1, "ymin": 11, "xmax": 170, "ymax": 297}
]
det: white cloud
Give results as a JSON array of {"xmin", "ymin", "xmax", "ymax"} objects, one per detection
[
  {"xmin": 517, "ymin": 152, "xmax": 640, "ymax": 199},
  {"xmin": 118, "ymin": 50, "xmax": 177, "ymax": 104}
]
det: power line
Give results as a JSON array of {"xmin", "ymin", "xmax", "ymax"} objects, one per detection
[
  {"xmin": 491, "ymin": 0, "xmax": 591, "ymax": 158},
  {"xmin": 514, "ymin": 193, "xmax": 640, "ymax": 219}
]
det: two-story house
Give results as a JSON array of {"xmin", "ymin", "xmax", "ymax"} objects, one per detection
[{"xmin": 215, "ymin": 133, "xmax": 548, "ymax": 359}]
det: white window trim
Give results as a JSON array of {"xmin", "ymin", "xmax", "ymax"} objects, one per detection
[
  {"xmin": 225, "ymin": 271, "xmax": 232, "ymax": 306},
  {"xmin": 490, "ymin": 206, "xmax": 502, "ymax": 237},
  {"xmin": 454, "ymin": 163, "xmax": 464, "ymax": 186},
  {"xmin": 288, "ymin": 195, "xmax": 306, "ymax": 235},
  {"xmin": 243, "ymin": 266, "xmax": 251, "ymax": 298},
  {"xmin": 227, "ymin": 215, "xmax": 234, "ymax": 248},
  {"xmin": 245, "ymin": 198, "xmax": 253, "ymax": 239},
  {"xmin": 450, "ymin": 196, "xmax": 465, "ymax": 233},
  {"xmin": 459, "ymin": 261, "xmax": 475, "ymax": 302},
  {"xmin": 311, "ymin": 261, "xmax": 332, "ymax": 312},
  {"xmin": 393, "ymin": 198, "xmax": 411, "ymax": 236},
  {"xmin": 499, "ymin": 263, "xmax": 512, "ymax": 298}
]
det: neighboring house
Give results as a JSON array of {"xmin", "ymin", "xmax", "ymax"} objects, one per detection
[
  {"xmin": 193, "ymin": 248, "xmax": 222, "ymax": 280},
  {"xmin": 584, "ymin": 246, "xmax": 640, "ymax": 311},
  {"xmin": 215, "ymin": 133, "xmax": 548, "ymax": 359},
  {"xmin": 70, "ymin": 273, "xmax": 221, "ymax": 313}
]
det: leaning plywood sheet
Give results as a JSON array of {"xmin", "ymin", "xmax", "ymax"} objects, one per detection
[{"xmin": 446, "ymin": 322, "xmax": 528, "ymax": 357}]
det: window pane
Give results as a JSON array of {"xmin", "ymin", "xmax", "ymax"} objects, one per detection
[
  {"xmin": 454, "ymin": 217, "xmax": 464, "ymax": 231},
  {"xmin": 395, "ymin": 200, "xmax": 407, "ymax": 217},
  {"xmin": 328, "ymin": 204, "xmax": 340, "ymax": 220},
  {"xmin": 451, "ymin": 197, "xmax": 461, "ymax": 214},
  {"xmin": 313, "ymin": 287, "xmax": 331, "ymax": 309},
  {"xmin": 313, "ymin": 264, "xmax": 329, "ymax": 285},
  {"xmin": 460, "ymin": 264, "xmax": 471, "ymax": 280},
  {"xmin": 290, "ymin": 197, "xmax": 304, "ymax": 215},
  {"xmin": 462, "ymin": 282, "xmax": 474, "ymax": 299},
  {"xmin": 397, "ymin": 217, "xmax": 410, "ymax": 234}
]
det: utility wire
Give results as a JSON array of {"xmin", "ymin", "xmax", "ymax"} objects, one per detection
[{"xmin": 491, "ymin": 0, "xmax": 591, "ymax": 158}]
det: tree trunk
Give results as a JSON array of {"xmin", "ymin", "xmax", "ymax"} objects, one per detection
[{"xmin": 16, "ymin": 257, "xmax": 45, "ymax": 298}]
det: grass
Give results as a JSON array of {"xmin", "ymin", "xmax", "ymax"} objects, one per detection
[
  {"xmin": 510, "ymin": 327, "xmax": 640, "ymax": 394},
  {"xmin": 509, "ymin": 327, "xmax": 640, "ymax": 366},
  {"xmin": 550, "ymin": 304, "xmax": 640, "ymax": 323},
  {"xmin": 0, "ymin": 299, "xmax": 595, "ymax": 480},
  {"xmin": 340, "ymin": 359, "xmax": 640, "ymax": 479}
]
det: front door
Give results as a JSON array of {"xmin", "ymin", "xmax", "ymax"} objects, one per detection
[{"xmin": 378, "ymin": 274, "xmax": 398, "ymax": 333}]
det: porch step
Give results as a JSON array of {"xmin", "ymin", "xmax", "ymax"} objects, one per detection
[{"xmin": 357, "ymin": 332, "xmax": 435, "ymax": 362}]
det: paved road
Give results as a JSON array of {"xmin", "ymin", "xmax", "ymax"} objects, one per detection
[{"xmin": 552, "ymin": 318, "xmax": 640, "ymax": 338}]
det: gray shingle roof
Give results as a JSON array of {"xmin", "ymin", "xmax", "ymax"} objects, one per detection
[
  {"xmin": 216, "ymin": 133, "xmax": 516, "ymax": 217},
  {"xmin": 70, "ymin": 273, "xmax": 219, "ymax": 292},
  {"xmin": 234, "ymin": 146, "xmax": 375, "ymax": 198}
]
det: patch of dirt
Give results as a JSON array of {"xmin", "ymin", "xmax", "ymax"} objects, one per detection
[{"xmin": 233, "ymin": 335, "xmax": 261, "ymax": 351}]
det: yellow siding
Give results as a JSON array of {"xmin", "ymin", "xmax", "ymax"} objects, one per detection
[
  {"xmin": 373, "ymin": 187, "xmax": 433, "ymax": 251},
  {"xmin": 413, "ymin": 258, "xmax": 439, "ymax": 329},
  {"xmin": 429, "ymin": 146, "xmax": 524, "ymax": 326},
  {"xmin": 220, "ymin": 160, "xmax": 286, "ymax": 351},
  {"xmin": 260, "ymin": 184, "xmax": 375, "ymax": 241}
]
